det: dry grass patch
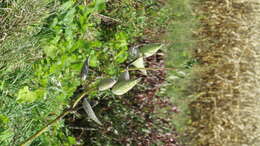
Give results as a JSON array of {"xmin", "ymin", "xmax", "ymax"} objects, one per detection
[{"xmin": 188, "ymin": 0, "xmax": 260, "ymax": 145}]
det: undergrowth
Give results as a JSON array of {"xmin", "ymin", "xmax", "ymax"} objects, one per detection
[
  {"xmin": 0, "ymin": 0, "xmax": 61, "ymax": 145},
  {"xmin": 1, "ymin": 0, "xmax": 177, "ymax": 145}
]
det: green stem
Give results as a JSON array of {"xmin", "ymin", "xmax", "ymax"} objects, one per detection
[
  {"xmin": 20, "ymin": 87, "xmax": 96, "ymax": 146},
  {"xmin": 20, "ymin": 110, "xmax": 72, "ymax": 146},
  {"xmin": 71, "ymin": 87, "xmax": 96, "ymax": 108}
]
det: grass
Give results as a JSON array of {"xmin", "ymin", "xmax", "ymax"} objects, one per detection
[
  {"xmin": 0, "ymin": 0, "xmax": 62, "ymax": 145},
  {"xmin": 162, "ymin": 0, "xmax": 198, "ymax": 144}
]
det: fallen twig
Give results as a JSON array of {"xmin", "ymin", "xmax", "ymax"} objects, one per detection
[
  {"xmin": 124, "ymin": 67, "xmax": 177, "ymax": 72},
  {"xmin": 94, "ymin": 13, "xmax": 122, "ymax": 23}
]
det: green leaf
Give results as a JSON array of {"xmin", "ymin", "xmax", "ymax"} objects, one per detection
[
  {"xmin": 115, "ymin": 49, "xmax": 128, "ymax": 63},
  {"xmin": 104, "ymin": 64, "xmax": 117, "ymax": 75},
  {"xmin": 94, "ymin": 0, "xmax": 106, "ymax": 12},
  {"xmin": 17, "ymin": 86, "xmax": 37, "ymax": 103},
  {"xmin": 89, "ymin": 53, "xmax": 99, "ymax": 67},
  {"xmin": 63, "ymin": 7, "xmax": 76, "ymax": 25},
  {"xmin": 98, "ymin": 78, "xmax": 117, "ymax": 91},
  {"xmin": 131, "ymin": 57, "xmax": 147, "ymax": 75},
  {"xmin": 112, "ymin": 78, "xmax": 141, "ymax": 95},
  {"xmin": 141, "ymin": 44, "xmax": 164, "ymax": 58},
  {"xmin": 71, "ymin": 40, "xmax": 86, "ymax": 52},
  {"xmin": 0, "ymin": 114, "xmax": 9, "ymax": 125},
  {"xmin": 43, "ymin": 45, "xmax": 58, "ymax": 58},
  {"xmin": 59, "ymin": 1, "xmax": 74, "ymax": 12},
  {"xmin": 67, "ymin": 136, "xmax": 77, "ymax": 145},
  {"xmin": 0, "ymin": 114, "xmax": 13, "ymax": 141}
]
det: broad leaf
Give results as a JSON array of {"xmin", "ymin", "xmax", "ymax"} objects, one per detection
[
  {"xmin": 17, "ymin": 86, "xmax": 37, "ymax": 103},
  {"xmin": 94, "ymin": 0, "xmax": 106, "ymax": 12},
  {"xmin": 43, "ymin": 45, "xmax": 58, "ymax": 58},
  {"xmin": 89, "ymin": 54, "xmax": 99, "ymax": 67}
]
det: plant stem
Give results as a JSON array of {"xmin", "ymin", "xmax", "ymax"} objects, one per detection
[
  {"xmin": 71, "ymin": 87, "xmax": 96, "ymax": 108},
  {"xmin": 124, "ymin": 67, "xmax": 177, "ymax": 72},
  {"xmin": 19, "ymin": 87, "xmax": 96, "ymax": 146},
  {"xmin": 20, "ymin": 110, "xmax": 72, "ymax": 146}
]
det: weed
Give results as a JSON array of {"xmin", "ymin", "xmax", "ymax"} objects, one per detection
[{"xmin": 1, "ymin": 0, "xmax": 177, "ymax": 145}]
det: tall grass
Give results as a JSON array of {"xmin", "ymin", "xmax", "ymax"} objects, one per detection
[{"xmin": 0, "ymin": 0, "xmax": 60, "ymax": 145}]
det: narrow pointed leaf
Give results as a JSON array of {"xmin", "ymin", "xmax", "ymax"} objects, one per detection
[
  {"xmin": 112, "ymin": 78, "xmax": 141, "ymax": 95},
  {"xmin": 83, "ymin": 98, "xmax": 102, "ymax": 125},
  {"xmin": 80, "ymin": 57, "xmax": 89, "ymax": 80},
  {"xmin": 131, "ymin": 57, "xmax": 147, "ymax": 75},
  {"xmin": 141, "ymin": 44, "xmax": 164, "ymax": 58},
  {"xmin": 98, "ymin": 78, "xmax": 117, "ymax": 91}
]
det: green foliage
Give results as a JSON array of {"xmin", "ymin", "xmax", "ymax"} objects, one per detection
[
  {"xmin": 1, "ymin": 0, "xmax": 174, "ymax": 145},
  {"xmin": 17, "ymin": 86, "xmax": 39, "ymax": 103},
  {"xmin": 0, "ymin": 114, "xmax": 13, "ymax": 142}
]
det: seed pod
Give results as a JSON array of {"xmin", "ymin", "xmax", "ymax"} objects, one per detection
[
  {"xmin": 119, "ymin": 69, "xmax": 130, "ymax": 81},
  {"xmin": 98, "ymin": 78, "xmax": 117, "ymax": 91},
  {"xmin": 131, "ymin": 57, "xmax": 147, "ymax": 75},
  {"xmin": 112, "ymin": 78, "xmax": 141, "ymax": 95},
  {"xmin": 141, "ymin": 44, "xmax": 164, "ymax": 58},
  {"xmin": 128, "ymin": 46, "xmax": 140, "ymax": 57},
  {"xmin": 80, "ymin": 57, "xmax": 90, "ymax": 80},
  {"xmin": 83, "ymin": 98, "xmax": 102, "ymax": 125}
]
